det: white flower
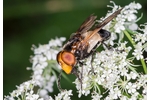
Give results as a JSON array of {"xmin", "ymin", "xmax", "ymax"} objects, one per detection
[
  {"xmin": 132, "ymin": 42, "xmax": 143, "ymax": 60},
  {"xmin": 30, "ymin": 37, "xmax": 65, "ymax": 98},
  {"xmin": 141, "ymin": 94, "xmax": 147, "ymax": 100},
  {"xmin": 124, "ymin": 10, "xmax": 137, "ymax": 21},
  {"xmin": 74, "ymin": 66, "xmax": 91, "ymax": 98},
  {"xmin": 48, "ymin": 96, "xmax": 54, "ymax": 100},
  {"xmin": 44, "ymin": 49, "xmax": 58, "ymax": 60},
  {"xmin": 114, "ymin": 21, "xmax": 125, "ymax": 33},
  {"xmin": 55, "ymin": 90, "xmax": 73, "ymax": 100},
  {"xmin": 127, "ymin": 72, "xmax": 138, "ymax": 80},
  {"xmin": 140, "ymin": 24, "xmax": 147, "ymax": 34},
  {"xmin": 109, "ymin": 87, "xmax": 121, "ymax": 99},
  {"xmin": 32, "ymin": 54, "xmax": 48, "ymax": 68},
  {"xmin": 128, "ymin": 2, "xmax": 142, "ymax": 9},
  {"xmin": 120, "ymin": 95, "xmax": 129, "ymax": 100},
  {"xmin": 39, "ymin": 89, "xmax": 48, "ymax": 98},
  {"xmin": 49, "ymin": 37, "xmax": 66, "ymax": 47},
  {"xmin": 4, "ymin": 80, "xmax": 39, "ymax": 99},
  {"xmin": 136, "ymin": 74, "xmax": 147, "ymax": 89},
  {"xmin": 120, "ymin": 67, "xmax": 128, "ymax": 76},
  {"xmin": 34, "ymin": 44, "xmax": 50, "ymax": 55},
  {"xmin": 134, "ymin": 33, "xmax": 147, "ymax": 43},
  {"xmin": 74, "ymin": 41, "xmax": 133, "ymax": 98},
  {"xmin": 91, "ymin": 92, "xmax": 102, "ymax": 100},
  {"xmin": 26, "ymin": 90, "xmax": 39, "ymax": 100},
  {"xmin": 39, "ymin": 89, "xmax": 53, "ymax": 100},
  {"xmin": 4, "ymin": 96, "xmax": 15, "ymax": 100},
  {"xmin": 126, "ymin": 82, "xmax": 137, "ymax": 94},
  {"xmin": 129, "ymin": 92, "xmax": 139, "ymax": 100},
  {"xmin": 142, "ymin": 84, "xmax": 147, "ymax": 94},
  {"xmin": 45, "ymin": 76, "xmax": 56, "ymax": 92},
  {"xmin": 124, "ymin": 2, "xmax": 142, "ymax": 21},
  {"xmin": 114, "ymin": 15, "xmax": 125, "ymax": 33},
  {"xmin": 128, "ymin": 23, "xmax": 138, "ymax": 31}
]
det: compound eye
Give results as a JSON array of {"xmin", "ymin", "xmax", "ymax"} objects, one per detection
[{"xmin": 62, "ymin": 52, "xmax": 75, "ymax": 65}]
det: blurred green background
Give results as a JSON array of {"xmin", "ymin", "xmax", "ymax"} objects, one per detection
[{"xmin": 4, "ymin": 0, "xmax": 147, "ymax": 99}]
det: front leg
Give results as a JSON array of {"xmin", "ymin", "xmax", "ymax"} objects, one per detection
[
  {"xmin": 71, "ymin": 67, "xmax": 83, "ymax": 90},
  {"xmin": 57, "ymin": 70, "xmax": 64, "ymax": 92}
]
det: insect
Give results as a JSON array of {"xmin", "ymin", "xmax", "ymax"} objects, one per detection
[{"xmin": 57, "ymin": 8, "xmax": 123, "ymax": 90}]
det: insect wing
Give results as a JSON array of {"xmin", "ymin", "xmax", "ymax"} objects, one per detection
[
  {"xmin": 95, "ymin": 7, "xmax": 124, "ymax": 29},
  {"xmin": 81, "ymin": 8, "xmax": 124, "ymax": 45},
  {"xmin": 77, "ymin": 14, "xmax": 97, "ymax": 34},
  {"xmin": 65, "ymin": 15, "xmax": 97, "ymax": 51}
]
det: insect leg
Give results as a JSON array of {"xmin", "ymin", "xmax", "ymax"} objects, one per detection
[
  {"xmin": 78, "ymin": 61, "xmax": 84, "ymax": 81},
  {"xmin": 57, "ymin": 70, "xmax": 64, "ymax": 91},
  {"xmin": 71, "ymin": 67, "xmax": 83, "ymax": 90},
  {"xmin": 102, "ymin": 42, "xmax": 113, "ymax": 50},
  {"xmin": 102, "ymin": 42, "xmax": 125, "ymax": 53},
  {"xmin": 80, "ymin": 62, "xmax": 83, "ymax": 89},
  {"xmin": 88, "ymin": 52, "xmax": 97, "ymax": 75}
]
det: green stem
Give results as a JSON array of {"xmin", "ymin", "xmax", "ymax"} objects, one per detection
[
  {"xmin": 140, "ymin": 59, "xmax": 147, "ymax": 74},
  {"xmin": 123, "ymin": 30, "xmax": 135, "ymax": 46},
  {"xmin": 123, "ymin": 30, "xmax": 147, "ymax": 74},
  {"xmin": 95, "ymin": 83, "xmax": 101, "ymax": 94}
]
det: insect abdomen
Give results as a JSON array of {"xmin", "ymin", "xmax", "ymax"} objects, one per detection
[{"xmin": 98, "ymin": 29, "xmax": 111, "ymax": 41}]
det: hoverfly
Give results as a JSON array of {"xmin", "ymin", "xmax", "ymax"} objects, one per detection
[{"xmin": 57, "ymin": 8, "xmax": 123, "ymax": 90}]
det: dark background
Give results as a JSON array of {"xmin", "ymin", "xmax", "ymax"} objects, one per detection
[{"xmin": 4, "ymin": 0, "xmax": 147, "ymax": 99}]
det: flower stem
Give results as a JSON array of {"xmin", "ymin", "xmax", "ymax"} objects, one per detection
[
  {"xmin": 123, "ymin": 30, "xmax": 147, "ymax": 74},
  {"xmin": 140, "ymin": 59, "xmax": 147, "ymax": 74},
  {"xmin": 123, "ymin": 30, "xmax": 135, "ymax": 46}
]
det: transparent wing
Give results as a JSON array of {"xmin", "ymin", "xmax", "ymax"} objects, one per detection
[
  {"xmin": 76, "ymin": 14, "xmax": 97, "ymax": 34},
  {"xmin": 82, "ymin": 8, "xmax": 124, "ymax": 45},
  {"xmin": 95, "ymin": 7, "xmax": 124, "ymax": 29}
]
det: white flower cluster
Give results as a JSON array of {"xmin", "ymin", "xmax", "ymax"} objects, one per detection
[
  {"xmin": 30, "ymin": 37, "xmax": 66, "ymax": 99},
  {"xmin": 103, "ymin": 1, "xmax": 142, "ymax": 46},
  {"xmin": 74, "ymin": 43, "xmax": 146, "ymax": 99},
  {"xmin": 73, "ymin": 1, "xmax": 147, "ymax": 100},
  {"xmin": 4, "ymin": 1, "xmax": 146, "ymax": 100},
  {"xmin": 54, "ymin": 90, "xmax": 73, "ymax": 100},
  {"xmin": 4, "ymin": 37, "xmax": 73, "ymax": 100},
  {"xmin": 4, "ymin": 80, "xmax": 44, "ymax": 100},
  {"xmin": 132, "ymin": 24, "xmax": 147, "ymax": 60}
]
